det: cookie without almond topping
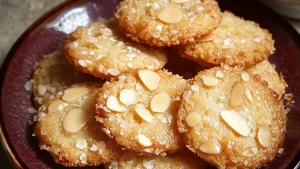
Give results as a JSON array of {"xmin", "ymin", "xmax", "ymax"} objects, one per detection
[
  {"xmin": 116, "ymin": 0, "xmax": 222, "ymax": 46},
  {"xmin": 64, "ymin": 19, "xmax": 167, "ymax": 79},
  {"xmin": 177, "ymin": 67, "xmax": 286, "ymax": 168},
  {"xmin": 96, "ymin": 70, "xmax": 187, "ymax": 155}
]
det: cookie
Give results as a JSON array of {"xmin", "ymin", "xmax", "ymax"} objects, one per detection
[
  {"xmin": 34, "ymin": 83, "xmax": 121, "ymax": 167},
  {"xmin": 179, "ymin": 11, "xmax": 275, "ymax": 68},
  {"xmin": 177, "ymin": 67, "xmax": 286, "ymax": 168},
  {"xmin": 163, "ymin": 49, "xmax": 203, "ymax": 80},
  {"xmin": 31, "ymin": 49, "xmax": 95, "ymax": 108},
  {"xmin": 116, "ymin": 0, "xmax": 222, "ymax": 47},
  {"xmin": 96, "ymin": 70, "xmax": 187, "ymax": 155},
  {"xmin": 64, "ymin": 19, "xmax": 167, "ymax": 79},
  {"xmin": 246, "ymin": 60, "xmax": 287, "ymax": 98},
  {"xmin": 105, "ymin": 149, "xmax": 207, "ymax": 169}
]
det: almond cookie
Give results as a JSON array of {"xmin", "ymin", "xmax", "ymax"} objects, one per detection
[
  {"xmin": 35, "ymin": 83, "xmax": 122, "ymax": 167},
  {"xmin": 105, "ymin": 149, "xmax": 207, "ymax": 169},
  {"xmin": 96, "ymin": 70, "xmax": 187, "ymax": 155},
  {"xmin": 64, "ymin": 19, "xmax": 167, "ymax": 79},
  {"xmin": 179, "ymin": 11, "xmax": 275, "ymax": 68},
  {"xmin": 115, "ymin": 0, "xmax": 222, "ymax": 47},
  {"xmin": 177, "ymin": 67, "xmax": 286, "ymax": 168},
  {"xmin": 246, "ymin": 60, "xmax": 287, "ymax": 98},
  {"xmin": 32, "ymin": 49, "xmax": 95, "ymax": 108}
]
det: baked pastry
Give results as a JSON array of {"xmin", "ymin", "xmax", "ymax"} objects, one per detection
[
  {"xmin": 116, "ymin": 0, "xmax": 222, "ymax": 46},
  {"xmin": 179, "ymin": 11, "xmax": 275, "ymax": 68},
  {"xmin": 35, "ymin": 83, "xmax": 121, "ymax": 166},
  {"xmin": 105, "ymin": 149, "xmax": 207, "ymax": 169},
  {"xmin": 96, "ymin": 70, "xmax": 187, "ymax": 155},
  {"xmin": 32, "ymin": 49, "xmax": 95, "ymax": 107},
  {"xmin": 177, "ymin": 67, "xmax": 286, "ymax": 168},
  {"xmin": 246, "ymin": 60, "xmax": 286, "ymax": 98},
  {"xmin": 64, "ymin": 19, "xmax": 167, "ymax": 79}
]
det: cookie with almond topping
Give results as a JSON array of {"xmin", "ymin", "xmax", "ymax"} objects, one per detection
[
  {"xmin": 96, "ymin": 70, "xmax": 187, "ymax": 155},
  {"xmin": 177, "ymin": 67, "xmax": 286, "ymax": 168},
  {"xmin": 246, "ymin": 60, "xmax": 287, "ymax": 98},
  {"xmin": 34, "ymin": 83, "xmax": 122, "ymax": 167},
  {"xmin": 32, "ymin": 48, "xmax": 95, "ymax": 108},
  {"xmin": 64, "ymin": 19, "xmax": 167, "ymax": 79},
  {"xmin": 116, "ymin": 0, "xmax": 222, "ymax": 47},
  {"xmin": 179, "ymin": 11, "xmax": 275, "ymax": 68},
  {"xmin": 104, "ymin": 149, "xmax": 207, "ymax": 169}
]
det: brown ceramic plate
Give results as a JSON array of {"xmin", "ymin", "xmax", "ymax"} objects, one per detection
[{"xmin": 0, "ymin": 0, "xmax": 300, "ymax": 168}]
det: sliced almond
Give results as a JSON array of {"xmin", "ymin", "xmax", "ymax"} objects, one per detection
[
  {"xmin": 242, "ymin": 149, "xmax": 253, "ymax": 157},
  {"xmin": 100, "ymin": 28, "xmax": 112, "ymax": 36},
  {"xmin": 119, "ymin": 89, "xmax": 137, "ymax": 106},
  {"xmin": 37, "ymin": 84, "xmax": 47, "ymax": 96},
  {"xmin": 106, "ymin": 95, "xmax": 127, "ymax": 112},
  {"xmin": 229, "ymin": 82, "xmax": 245, "ymax": 107},
  {"xmin": 48, "ymin": 99, "xmax": 65, "ymax": 113},
  {"xmin": 185, "ymin": 112, "xmax": 201, "ymax": 127},
  {"xmin": 191, "ymin": 84, "xmax": 199, "ymax": 92},
  {"xmin": 158, "ymin": 7, "xmax": 183, "ymax": 24},
  {"xmin": 151, "ymin": 93, "xmax": 171, "ymax": 113},
  {"xmin": 76, "ymin": 139, "xmax": 88, "ymax": 150},
  {"xmin": 241, "ymin": 72, "xmax": 250, "ymax": 81},
  {"xmin": 138, "ymin": 70, "xmax": 161, "ymax": 91},
  {"xmin": 63, "ymin": 108, "xmax": 89, "ymax": 133},
  {"xmin": 202, "ymin": 75, "xmax": 218, "ymax": 86},
  {"xmin": 198, "ymin": 32, "xmax": 217, "ymax": 42},
  {"xmin": 252, "ymin": 36, "xmax": 262, "ymax": 43},
  {"xmin": 199, "ymin": 142, "xmax": 221, "ymax": 154},
  {"xmin": 221, "ymin": 110, "xmax": 251, "ymax": 137},
  {"xmin": 62, "ymin": 87, "xmax": 89, "ymax": 103},
  {"xmin": 137, "ymin": 135, "xmax": 152, "ymax": 147},
  {"xmin": 245, "ymin": 87, "xmax": 253, "ymax": 102},
  {"xmin": 257, "ymin": 126, "xmax": 271, "ymax": 147},
  {"xmin": 215, "ymin": 71, "xmax": 224, "ymax": 78},
  {"xmin": 171, "ymin": 0, "xmax": 191, "ymax": 3},
  {"xmin": 251, "ymin": 147, "xmax": 258, "ymax": 154},
  {"xmin": 242, "ymin": 147, "xmax": 258, "ymax": 157},
  {"xmin": 135, "ymin": 105, "xmax": 154, "ymax": 122}
]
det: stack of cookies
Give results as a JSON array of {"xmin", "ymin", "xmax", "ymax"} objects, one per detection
[{"xmin": 28, "ymin": 0, "xmax": 288, "ymax": 168}]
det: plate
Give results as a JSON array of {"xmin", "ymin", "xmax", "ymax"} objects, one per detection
[{"xmin": 0, "ymin": 0, "xmax": 299, "ymax": 168}]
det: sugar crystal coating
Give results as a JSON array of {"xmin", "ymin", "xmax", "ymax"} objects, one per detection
[
  {"xmin": 180, "ymin": 11, "xmax": 275, "ymax": 68},
  {"xmin": 177, "ymin": 67, "xmax": 286, "ymax": 168},
  {"xmin": 31, "ymin": 49, "xmax": 95, "ymax": 108},
  {"xmin": 64, "ymin": 19, "xmax": 167, "ymax": 79},
  {"xmin": 116, "ymin": 0, "xmax": 222, "ymax": 46},
  {"xmin": 35, "ymin": 83, "xmax": 121, "ymax": 167},
  {"xmin": 96, "ymin": 70, "xmax": 187, "ymax": 154}
]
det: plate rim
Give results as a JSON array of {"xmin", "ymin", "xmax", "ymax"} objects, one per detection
[
  {"xmin": 0, "ymin": 0, "xmax": 300, "ymax": 169},
  {"xmin": 0, "ymin": 0, "xmax": 82, "ymax": 168}
]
